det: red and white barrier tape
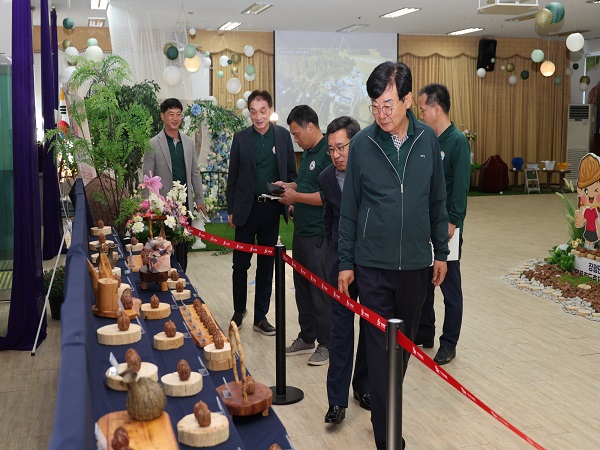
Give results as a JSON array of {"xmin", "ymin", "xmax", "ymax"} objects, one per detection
[{"xmin": 187, "ymin": 225, "xmax": 545, "ymax": 449}]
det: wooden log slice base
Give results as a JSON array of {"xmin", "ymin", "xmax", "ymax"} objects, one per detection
[
  {"xmin": 216, "ymin": 381, "xmax": 272, "ymax": 417},
  {"xmin": 90, "ymin": 225, "xmax": 113, "ymax": 236},
  {"xmin": 141, "ymin": 302, "xmax": 171, "ymax": 320},
  {"xmin": 139, "ymin": 266, "xmax": 169, "ymax": 291},
  {"xmin": 205, "ymin": 358, "xmax": 233, "ymax": 372},
  {"xmin": 98, "ymin": 410, "xmax": 178, "ymax": 450},
  {"xmin": 153, "ymin": 331, "xmax": 184, "ymax": 350},
  {"xmin": 172, "ymin": 289, "xmax": 191, "ymax": 300},
  {"xmin": 92, "ymin": 305, "xmax": 140, "ymax": 320},
  {"xmin": 89, "ymin": 239, "xmax": 114, "ymax": 252},
  {"xmin": 125, "ymin": 242, "xmax": 144, "ymax": 252},
  {"xmin": 94, "ymin": 266, "xmax": 122, "ymax": 278},
  {"xmin": 161, "ymin": 371, "xmax": 203, "ymax": 397},
  {"xmin": 97, "ymin": 323, "xmax": 141, "ymax": 345},
  {"xmin": 167, "ymin": 278, "xmax": 187, "ymax": 290},
  {"xmin": 177, "ymin": 413, "xmax": 229, "ymax": 448},
  {"xmin": 105, "ymin": 362, "xmax": 159, "ymax": 391},
  {"xmin": 204, "ymin": 342, "xmax": 232, "ymax": 362}
]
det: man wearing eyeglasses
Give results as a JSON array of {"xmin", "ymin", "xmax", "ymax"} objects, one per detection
[
  {"xmin": 338, "ymin": 62, "xmax": 449, "ymax": 450},
  {"xmin": 319, "ymin": 116, "xmax": 370, "ymax": 425},
  {"xmin": 276, "ymin": 105, "xmax": 332, "ymax": 366}
]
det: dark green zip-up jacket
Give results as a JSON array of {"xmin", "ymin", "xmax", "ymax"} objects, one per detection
[{"xmin": 338, "ymin": 109, "xmax": 449, "ymax": 272}]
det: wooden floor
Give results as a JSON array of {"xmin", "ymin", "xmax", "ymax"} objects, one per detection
[{"xmin": 2, "ymin": 192, "xmax": 600, "ymax": 449}]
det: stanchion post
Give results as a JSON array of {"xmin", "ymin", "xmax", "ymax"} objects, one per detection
[
  {"xmin": 386, "ymin": 318, "xmax": 404, "ymax": 449},
  {"xmin": 270, "ymin": 242, "xmax": 304, "ymax": 405}
]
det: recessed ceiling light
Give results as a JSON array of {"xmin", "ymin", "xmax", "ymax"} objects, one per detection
[
  {"xmin": 88, "ymin": 17, "xmax": 106, "ymax": 27},
  {"xmin": 90, "ymin": 0, "xmax": 109, "ymax": 10},
  {"xmin": 218, "ymin": 22, "xmax": 242, "ymax": 31},
  {"xmin": 447, "ymin": 27, "xmax": 484, "ymax": 36},
  {"xmin": 336, "ymin": 24, "xmax": 368, "ymax": 33},
  {"xmin": 380, "ymin": 8, "xmax": 420, "ymax": 19},
  {"xmin": 241, "ymin": 3, "xmax": 273, "ymax": 15}
]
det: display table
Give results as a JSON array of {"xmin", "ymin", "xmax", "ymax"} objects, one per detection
[
  {"xmin": 511, "ymin": 168, "xmax": 571, "ymax": 190},
  {"xmin": 49, "ymin": 179, "xmax": 289, "ymax": 450}
]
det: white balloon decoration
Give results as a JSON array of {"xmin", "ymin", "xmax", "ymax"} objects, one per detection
[
  {"xmin": 243, "ymin": 90, "xmax": 252, "ymax": 101},
  {"xmin": 476, "ymin": 68, "xmax": 486, "ymax": 78},
  {"xmin": 566, "ymin": 33, "xmax": 585, "ymax": 52},
  {"xmin": 242, "ymin": 108, "xmax": 250, "ymax": 118},
  {"xmin": 508, "ymin": 75, "xmax": 518, "ymax": 85},
  {"xmin": 226, "ymin": 77, "xmax": 242, "ymax": 95},
  {"xmin": 219, "ymin": 55, "xmax": 230, "ymax": 67},
  {"xmin": 565, "ymin": 67, "xmax": 574, "ymax": 76},
  {"xmin": 244, "ymin": 45, "xmax": 255, "ymax": 57},
  {"xmin": 64, "ymin": 46, "xmax": 79, "ymax": 63},
  {"xmin": 188, "ymin": 27, "xmax": 197, "ymax": 36},
  {"xmin": 163, "ymin": 66, "xmax": 182, "ymax": 87},
  {"xmin": 236, "ymin": 98, "xmax": 247, "ymax": 109},
  {"xmin": 206, "ymin": 95, "xmax": 218, "ymax": 106},
  {"xmin": 202, "ymin": 57, "xmax": 212, "ymax": 68},
  {"xmin": 579, "ymin": 82, "xmax": 589, "ymax": 92},
  {"xmin": 244, "ymin": 72, "xmax": 256, "ymax": 82},
  {"xmin": 85, "ymin": 45, "xmax": 104, "ymax": 63},
  {"xmin": 59, "ymin": 66, "xmax": 77, "ymax": 84}
]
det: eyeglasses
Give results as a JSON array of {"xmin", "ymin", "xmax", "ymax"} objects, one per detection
[
  {"xmin": 326, "ymin": 142, "xmax": 350, "ymax": 155},
  {"xmin": 368, "ymin": 104, "xmax": 393, "ymax": 116}
]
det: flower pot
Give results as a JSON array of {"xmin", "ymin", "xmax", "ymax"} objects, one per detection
[
  {"xmin": 511, "ymin": 157, "xmax": 524, "ymax": 171},
  {"xmin": 49, "ymin": 296, "xmax": 64, "ymax": 320}
]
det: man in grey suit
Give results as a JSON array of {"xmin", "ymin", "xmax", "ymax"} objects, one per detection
[
  {"xmin": 142, "ymin": 98, "xmax": 206, "ymax": 272},
  {"xmin": 226, "ymin": 90, "xmax": 297, "ymax": 335}
]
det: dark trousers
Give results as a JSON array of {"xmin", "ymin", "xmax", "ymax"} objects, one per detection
[
  {"xmin": 292, "ymin": 233, "xmax": 331, "ymax": 346},
  {"xmin": 173, "ymin": 242, "xmax": 189, "ymax": 272},
  {"xmin": 326, "ymin": 278, "xmax": 369, "ymax": 407},
  {"xmin": 356, "ymin": 264, "xmax": 430, "ymax": 450},
  {"xmin": 418, "ymin": 236, "xmax": 463, "ymax": 349},
  {"xmin": 232, "ymin": 200, "xmax": 280, "ymax": 322}
]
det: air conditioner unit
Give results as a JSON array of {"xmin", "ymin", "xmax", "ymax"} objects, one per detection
[{"xmin": 566, "ymin": 104, "xmax": 597, "ymax": 181}]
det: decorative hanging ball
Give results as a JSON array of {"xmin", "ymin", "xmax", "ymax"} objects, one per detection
[
  {"xmin": 476, "ymin": 68, "xmax": 486, "ymax": 78},
  {"xmin": 573, "ymin": 63, "xmax": 579, "ymax": 70},
  {"xmin": 226, "ymin": 77, "xmax": 242, "ymax": 95},
  {"xmin": 244, "ymin": 72, "xmax": 256, "ymax": 82},
  {"xmin": 62, "ymin": 18, "xmax": 74, "ymax": 30},
  {"xmin": 236, "ymin": 98, "xmax": 246, "ymax": 110},
  {"xmin": 59, "ymin": 66, "xmax": 77, "ymax": 84},
  {"xmin": 216, "ymin": 70, "xmax": 224, "ymax": 78},
  {"xmin": 62, "ymin": 39, "xmax": 72, "ymax": 49},
  {"xmin": 501, "ymin": 65, "xmax": 506, "ymax": 71},
  {"xmin": 579, "ymin": 82, "xmax": 589, "ymax": 92},
  {"xmin": 580, "ymin": 75, "xmax": 591, "ymax": 85},
  {"xmin": 531, "ymin": 49, "xmax": 544, "ymax": 63},
  {"xmin": 540, "ymin": 60, "xmax": 556, "ymax": 77},
  {"xmin": 184, "ymin": 44, "xmax": 197, "ymax": 59},
  {"xmin": 84, "ymin": 45, "xmax": 104, "ymax": 63},
  {"xmin": 506, "ymin": 63, "xmax": 515, "ymax": 72},
  {"xmin": 64, "ymin": 46, "xmax": 79, "ymax": 63},
  {"xmin": 545, "ymin": 2, "xmax": 565, "ymax": 24},
  {"xmin": 566, "ymin": 33, "xmax": 585, "ymax": 53},
  {"xmin": 204, "ymin": 51, "xmax": 210, "ymax": 57},
  {"xmin": 243, "ymin": 90, "xmax": 252, "ymax": 101},
  {"xmin": 87, "ymin": 38, "xmax": 98, "ymax": 47},
  {"xmin": 188, "ymin": 27, "xmax": 197, "ymax": 37},
  {"xmin": 554, "ymin": 76, "xmax": 562, "ymax": 85},
  {"xmin": 565, "ymin": 67, "xmax": 573, "ymax": 76},
  {"xmin": 163, "ymin": 66, "xmax": 182, "ymax": 87},
  {"xmin": 202, "ymin": 57, "xmax": 212, "ymax": 68},
  {"xmin": 231, "ymin": 66, "xmax": 238, "ymax": 76},
  {"xmin": 219, "ymin": 55, "xmax": 229, "ymax": 67},
  {"xmin": 231, "ymin": 53, "xmax": 241, "ymax": 64},
  {"xmin": 534, "ymin": 9, "xmax": 552, "ymax": 27},
  {"xmin": 520, "ymin": 70, "xmax": 529, "ymax": 80},
  {"xmin": 206, "ymin": 96, "xmax": 218, "ymax": 106},
  {"xmin": 245, "ymin": 64, "xmax": 256, "ymax": 76},
  {"xmin": 244, "ymin": 45, "xmax": 255, "ymax": 57},
  {"xmin": 242, "ymin": 108, "xmax": 250, "ymax": 118},
  {"xmin": 166, "ymin": 46, "xmax": 179, "ymax": 61},
  {"xmin": 508, "ymin": 75, "xmax": 518, "ymax": 85},
  {"xmin": 184, "ymin": 55, "xmax": 201, "ymax": 73}
]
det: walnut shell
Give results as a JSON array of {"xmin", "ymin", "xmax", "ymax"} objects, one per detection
[
  {"xmin": 199, "ymin": 310, "xmax": 208, "ymax": 323},
  {"xmin": 150, "ymin": 294, "xmax": 160, "ymax": 309},
  {"xmin": 170, "ymin": 269, "xmax": 180, "ymax": 281},
  {"xmin": 246, "ymin": 376, "xmax": 256, "ymax": 395},
  {"xmin": 194, "ymin": 401, "xmax": 211, "ymax": 427},
  {"xmin": 176, "ymin": 280, "xmax": 184, "ymax": 292},
  {"xmin": 177, "ymin": 359, "xmax": 191, "ymax": 381},
  {"xmin": 213, "ymin": 333, "xmax": 224, "ymax": 350},
  {"xmin": 269, "ymin": 445, "xmax": 282, "ymax": 450},
  {"xmin": 98, "ymin": 232, "xmax": 107, "ymax": 244},
  {"xmin": 130, "ymin": 236, "xmax": 138, "ymax": 245},
  {"xmin": 164, "ymin": 320, "xmax": 177, "ymax": 338},
  {"xmin": 121, "ymin": 289, "xmax": 133, "ymax": 310},
  {"xmin": 125, "ymin": 348, "xmax": 141, "ymax": 373},
  {"xmin": 114, "ymin": 274, "xmax": 121, "ymax": 288},
  {"xmin": 207, "ymin": 321, "xmax": 217, "ymax": 336},
  {"xmin": 101, "ymin": 242, "xmax": 109, "ymax": 253},
  {"xmin": 97, "ymin": 219, "xmax": 105, "ymax": 229},
  {"xmin": 117, "ymin": 311, "xmax": 130, "ymax": 331},
  {"xmin": 111, "ymin": 426, "xmax": 129, "ymax": 450},
  {"xmin": 193, "ymin": 299, "xmax": 202, "ymax": 309}
]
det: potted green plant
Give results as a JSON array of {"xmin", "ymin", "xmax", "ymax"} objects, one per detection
[{"xmin": 44, "ymin": 265, "xmax": 65, "ymax": 320}]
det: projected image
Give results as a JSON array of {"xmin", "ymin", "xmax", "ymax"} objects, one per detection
[{"xmin": 275, "ymin": 31, "xmax": 397, "ymax": 132}]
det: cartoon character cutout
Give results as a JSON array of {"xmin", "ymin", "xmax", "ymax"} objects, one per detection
[{"xmin": 574, "ymin": 153, "xmax": 600, "ymax": 249}]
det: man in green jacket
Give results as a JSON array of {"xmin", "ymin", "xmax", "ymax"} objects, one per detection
[
  {"xmin": 417, "ymin": 83, "xmax": 471, "ymax": 365},
  {"xmin": 338, "ymin": 61, "xmax": 449, "ymax": 450}
]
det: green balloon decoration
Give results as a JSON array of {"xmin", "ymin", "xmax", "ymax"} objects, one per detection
[
  {"xmin": 245, "ymin": 64, "xmax": 256, "ymax": 76},
  {"xmin": 554, "ymin": 76, "xmax": 562, "ymax": 85},
  {"xmin": 531, "ymin": 49, "xmax": 544, "ymax": 63},
  {"xmin": 227, "ymin": 59, "xmax": 232, "ymax": 65},
  {"xmin": 506, "ymin": 63, "xmax": 515, "ymax": 73},
  {"xmin": 184, "ymin": 44, "xmax": 196, "ymax": 58},
  {"xmin": 62, "ymin": 39, "xmax": 72, "ymax": 49},
  {"xmin": 217, "ymin": 70, "xmax": 224, "ymax": 78},
  {"xmin": 573, "ymin": 63, "xmax": 579, "ymax": 70},
  {"xmin": 166, "ymin": 46, "xmax": 179, "ymax": 61},
  {"xmin": 87, "ymin": 38, "xmax": 98, "ymax": 47},
  {"xmin": 205, "ymin": 51, "xmax": 210, "ymax": 57},
  {"xmin": 520, "ymin": 70, "xmax": 529, "ymax": 80},
  {"xmin": 62, "ymin": 18, "xmax": 74, "ymax": 30},
  {"xmin": 231, "ymin": 66, "xmax": 239, "ymax": 76},
  {"xmin": 546, "ymin": 2, "xmax": 565, "ymax": 24},
  {"xmin": 231, "ymin": 53, "xmax": 241, "ymax": 64},
  {"xmin": 534, "ymin": 9, "xmax": 552, "ymax": 27}
]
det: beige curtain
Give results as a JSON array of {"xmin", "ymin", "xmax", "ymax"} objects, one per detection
[
  {"xmin": 211, "ymin": 49, "xmax": 274, "ymax": 110},
  {"xmin": 399, "ymin": 36, "xmax": 570, "ymax": 167}
]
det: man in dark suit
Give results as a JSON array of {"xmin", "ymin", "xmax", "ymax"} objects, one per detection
[
  {"xmin": 143, "ymin": 98, "xmax": 206, "ymax": 272},
  {"xmin": 226, "ymin": 90, "xmax": 297, "ymax": 335},
  {"xmin": 319, "ymin": 116, "xmax": 369, "ymax": 424}
]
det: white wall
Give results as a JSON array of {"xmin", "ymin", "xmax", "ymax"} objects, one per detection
[
  {"xmin": 570, "ymin": 38, "xmax": 600, "ymax": 105},
  {"xmin": 0, "ymin": 0, "xmax": 12, "ymax": 54}
]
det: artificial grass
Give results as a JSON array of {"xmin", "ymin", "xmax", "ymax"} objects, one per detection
[{"xmin": 196, "ymin": 217, "xmax": 294, "ymax": 252}]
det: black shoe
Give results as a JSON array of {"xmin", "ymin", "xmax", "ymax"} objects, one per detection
[
  {"xmin": 434, "ymin": 346, "xmax": 456, "ymax": 365},
  {"xmin": 414, "ymin": 336, "xmax": 434, "ymax": 348},
  {"xmin": 324, "ymin": 405, "xmax": 346, "ymax": 424},
  {"xmin": 353, "ymin": 391, "xmax": 371, "ymax": 410},
  {"xmin": 230, "ymin": 309, "xmax": 247, "ymax": 329},
  {"xmin": 253, "ymin": 319, "xmax": 276, "ymax": 336}
]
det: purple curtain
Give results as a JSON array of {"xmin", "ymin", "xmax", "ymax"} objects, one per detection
[
  {"xmin": 0, "ymin": 0, "xmax": 46, "ymax": 350},
  {"xmin": 42, "ymin": 0, "xmax": 63, "ymax": 260},
  {"xmin": 51, "ymin": 8, "xmax": 59, "ymax": 109}
]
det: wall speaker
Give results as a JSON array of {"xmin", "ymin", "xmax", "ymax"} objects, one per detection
[{"xmin": 477, "ymin": 38, "xmax": 497, "ymax": 72}]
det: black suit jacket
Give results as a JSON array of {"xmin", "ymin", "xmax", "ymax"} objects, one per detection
[
  {"xmin": 226, "ymin": 124, "xmax": 297, "ymax": 227},
  {"xmin": 319, "ymin": 164, "xmax": 343, "ymax": 284}
]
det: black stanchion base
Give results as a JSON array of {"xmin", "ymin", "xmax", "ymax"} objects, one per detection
[{"xmin": 269, "ymin": 386, "xmax": 304, "ymax": 405}]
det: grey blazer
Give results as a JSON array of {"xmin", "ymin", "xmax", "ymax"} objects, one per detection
[{"xmin": 143, "ymin": 129, "xmax": 204, "ymax": 207}]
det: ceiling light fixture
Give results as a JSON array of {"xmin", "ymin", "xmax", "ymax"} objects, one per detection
[
  {"xmin": 447, "ymin": 27, "xmax": 484, "ymax": 36},
  {"xmin": 505, "ymin": 13, "xmax": 536, "ymax": 22},
  {"xmin": 90, "ymin": 0, "xmax": 109, "ymax": 10},
  {"xmin": 218, "ymin": 21, "xmax": 242, "ymax": 31},
  {"xmin": 88, "ymin": 17, "xmax": 106, "ymax": 27},
  {"xmin": 336, "ymin": 24, "xmax": 368, "ymax": 33},
  {"xmin": 241, "ymin": 3, "xmax": 273, "ymax": 14},
  {"xmin": 549, "ymin": 29, "xmax": 590, "ymax": 37},
  {"xmin": 380, "ymin": 8, "xmax": 420, "ymax": 19}
]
